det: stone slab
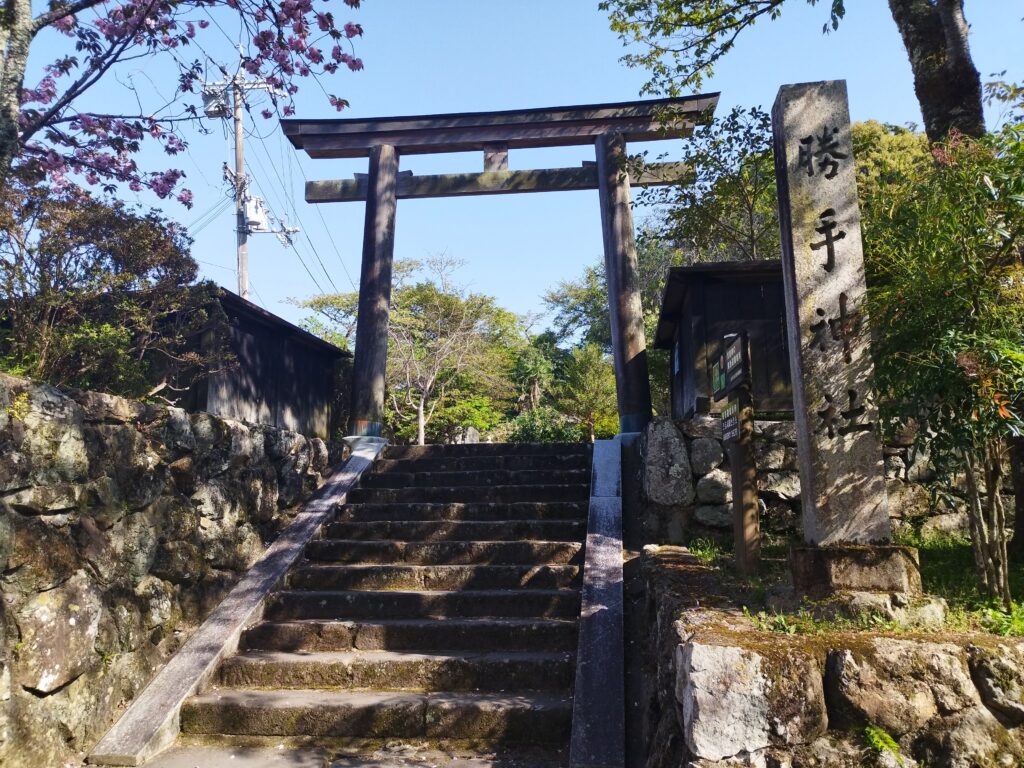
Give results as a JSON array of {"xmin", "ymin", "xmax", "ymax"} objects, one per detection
[
  {"xmin": 772, "ymin": 80, "xmax": 891, "ymax": 545},
  {"xmin": 87, "ymin": 437, "xmax": 387, "ymax": 767},
  {"xmin": 789, "ymin": 545, "xmax": 922, "ymax": 599},
  {"xmin": 569, "ymin": 438, "xmax": 624, "ymax": 768}
]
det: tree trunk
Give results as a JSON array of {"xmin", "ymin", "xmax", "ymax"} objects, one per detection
[
  {"xmin": 0, "ymin": 0, "xmax": 35, "ymax": 184},
  {"xmin": 416, "ymin": 397, "xmax": 426, "ymax": 446},
  {"xmin": 1010, "ymin": 437, "xmax": 1024, "ymax": 560},
  {"xmin": 887, "ymin": 0, "xmax": 985, "ymax": 142}
]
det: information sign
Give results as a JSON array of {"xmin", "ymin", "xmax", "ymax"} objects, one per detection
[
  {"xmin": 722, "ymin": 399, "xmax": 740, "ymax": 443},
  {"xmin": 712, "ymin": 332, "xmax": 749, "ymax": 402}
]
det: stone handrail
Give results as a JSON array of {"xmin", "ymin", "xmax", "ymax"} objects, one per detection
[{"xmin": 569, "ymin": 438, "xmax": 625, "ymax": 768}]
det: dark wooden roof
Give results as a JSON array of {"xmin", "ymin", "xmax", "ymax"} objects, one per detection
[
  {"xmin": 654, "ymin": 260, "xmax": 782, "ymax": 349},
  {"xmin": 219, "ymin": 289, "xmax": 350, "ymax": 358},
  {"xmin": 282, "ymin": 94, "xmax": 719, "ymax": 159}
]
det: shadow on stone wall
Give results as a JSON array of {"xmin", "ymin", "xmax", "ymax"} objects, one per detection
[{"xmin": 0, "ymin": 373, "xmax": 345, "ymax": 767}]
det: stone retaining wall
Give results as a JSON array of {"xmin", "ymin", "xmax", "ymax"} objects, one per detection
[
  {"xmin": 0, "ymin": 373, "xmax": 344, "ymax": 767},
  {"xmin": 639, "ymin": 416, "xmax": 972, "ymax": 546},
  {"xmin": 640, "ymin": 547, "xmax": 1024, "ymax": 768}
]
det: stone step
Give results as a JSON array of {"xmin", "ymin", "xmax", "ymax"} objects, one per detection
[
  {"xmin": 304, "ymin": 540, "xmax": 584, "ymax": 566},
  {"xmin": 240, "ymin": 618, "xmax": 578, "ymax": 653},
  {"xmin": 264, "ymin": 589, "xmax": 581, "ymax": 622},
  {"xmin": 374, "ymin": 453, "xmax": 590, "ymax": 473},
  {"xmin": 333, "ymin": 501, "xmax": 588, "ymax": 523},
  {"xmin": 287, "ymin": 564, "xmax": 581, "ymax": 592},
  {"xmin": 346, "ymin": 485, "xmax": 589, "ymax": 505},
  {"xmin": 321, "ymin": 519, "xmax": 585, "ymax": 543},
  {"xmin": 145, "ymin": 742, "xmax": 569, "ymax": 768},
  {"xmin": 383, "ymin": 443, "xmax": 589, "ymax": 460},
  {"xmin": 180, "ymin": 689, "xmax": 572, "ymax": 743},
  {"xmin": 360, "ymin": 469, "xmax": 590, "ymax": 489},
  {"xmin": 217, "ymin": 650, "xmax": 574, "ymax": 692}
]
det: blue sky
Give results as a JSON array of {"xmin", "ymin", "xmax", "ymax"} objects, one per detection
[{"xmin": 38, "ymin": 2, "xmax": 1023, "ymax": 329}]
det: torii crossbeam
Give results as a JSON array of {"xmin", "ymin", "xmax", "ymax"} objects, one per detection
[{"xmin": 283, "ymin": 94, "xmax": 719, "ymax": 437}]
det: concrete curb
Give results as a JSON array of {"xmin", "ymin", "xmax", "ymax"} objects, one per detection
[
  {"xmin": 569, "ymin": 438, "xmax": 625, "ymax": 768},
  {"xmin": 87, "ymin": 437, "xmax": 387, "ymax": 766}
]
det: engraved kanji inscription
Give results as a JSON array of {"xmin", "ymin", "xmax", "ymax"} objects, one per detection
[
  {"xmin": 815, "ymin": 389, "xmax": 874, "ymax": 439},
  {"xmin": 809, "ymin": 293, "xmax": 857, "ymax": 363},
  {"xmin": 797, "ymin": 126, "xmax": 848, "ymax": 179},
  {"xmin": 810, "ymin": 208, "xmax": 846, "ymax": 272}
]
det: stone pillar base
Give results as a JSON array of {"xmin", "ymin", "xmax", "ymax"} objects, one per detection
[{"xmin": 789, "ymin": 545, "xmax": 922, "ymax": 600}]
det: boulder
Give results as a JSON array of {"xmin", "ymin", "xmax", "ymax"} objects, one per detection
[
  {"xmin": 678, "ymin": 415, "xmax": 722, "ymax": 440},
  {"xmin": 1, "ymin": 375, "xmax": 89, "ymax": 489},
  {"xmin": 826, "ymin": 638, "xmax": 978, "ymax": 736},
  {"xmin": 753, "ymin": 421, "xmax": 796, "ymax": 445},
  {"xmin": 163, "ymin": 406, "xmax": 195, "ymax": 453},
  {"xmin": 675, "ymin": 641, "xmax": 770, "ymax": 762},
  {"xmin": 915, "ymin": 705, "xmax": 1022, "ymax": 768},
  {"xmin": 967, "ymin": 643, "xmax": 1024, "ymax": 725},
  {"xmin": 753, "ymin": 441, "xmax": 788, "ymax": 473},
  {"xmin": 309, "ymin": 437, "xmax": 331, "ymax": 476},
  {"xmin": 759, "ymin": 472, "xmax": 801, "ymax": 501},
  {"xmin": 14, "ymin": 571, "xmax": 102, "ymax": 693},
  {"xmin": 5, "ymin": 514, "xmax": 81, "ymax": 592},
  {"xmin": 883, "ymin": 453, "xmax": 907, "ymax": 480},
  {"xmin": 1, "ymin": 483, "xmax": 82, "ymax": 514},
  {"xmin": 920, "ymin": 512, "xmax": 969, "ymax": 540},
  {"xmin": 886, "ymin": 480, "xmax": 932, "ymax": 520},
  {"xmin": 644, "ymin": 420, "xmax": 695, "ymax": 506},
  {"xmin": 765, "ymin": 647, "xmax": 828, "ymax": 749},
  {"xmin": 697, "ymin": 468, "xmax": 732, "ymax": 505},
  {"xmin": 70, "ymin": 389, "xmax": 152, "ymax": 424},
  {"xmin": 691, "ymin": 438, "xmax": 724, "ymax": 476},
  {"xmin": 695, "ymin": 505, "xmax": 732, "ymax": 529}
]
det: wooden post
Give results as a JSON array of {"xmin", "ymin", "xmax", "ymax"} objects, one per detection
[
  {"xmin": 349, "ymin": 144, "xmax": 399, "ymax": 437},
  {"xmin": 729, "ymin": 387, "xmax": 760, "ymax": 574},
  {"xmin": 596, "ymin": 131, "xmax": 652, "ymax": 434}
]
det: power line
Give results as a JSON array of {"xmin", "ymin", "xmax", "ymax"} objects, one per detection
[
  {"xmin": 244, "ymin": 119, "xmax": 342, "ymax": 294},
  {"xmin": 291, "ymin": 147, "xmax": 359, "ymax": 291},
  {"xmin": 245, "ymin": 168, "xmax": 328, "ymax": 294}
]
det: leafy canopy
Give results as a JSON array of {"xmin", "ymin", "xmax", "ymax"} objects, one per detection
[
  {"xmin": 0, "ymin": 182, "xmax": 229, "ymax": 397},
  {"xmin": 601, "ymin": 0, "xmax": 845, "ymax": 96}
]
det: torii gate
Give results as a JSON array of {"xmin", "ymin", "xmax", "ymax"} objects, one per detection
[{"xmin": 283, "ymin": 94, "xmax": 719, "ymax": 437}]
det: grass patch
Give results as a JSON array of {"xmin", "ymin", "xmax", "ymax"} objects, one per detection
[
  {"xmin": 680, "ymin": 526, "xmax": 1024, "ymax": 636},
  {"xmin": 895, "ymin": 528, "xmax": 1024, "ymax": 634}
]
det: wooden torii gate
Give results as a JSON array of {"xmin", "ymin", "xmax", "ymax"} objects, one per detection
[{"xmin": 283, "ymin": 94, "xmax": 719, "ymax": 437}]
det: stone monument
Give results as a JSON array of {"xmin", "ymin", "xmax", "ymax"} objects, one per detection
[{"xmin": 772, "ymin": 80, "xmax": 920, "ymax": 598}]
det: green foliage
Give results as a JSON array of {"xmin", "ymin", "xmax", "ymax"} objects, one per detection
[
  {"xmin": 895, "ymin": 528, "xmax": 1024, "ymax": 631},
  {"xmin": 864, "ymin": 127, "xmax": 1024, "ymax": 606},
  {"xmin": 601, "ymin": 0, "xmax": 845, "ymax": 96},
  {"xmin": 637, "ymin": 106, "xmax": 779, "ymax": 262},
  {"xmin": 0, "ymin": 182, "xmax": 229, "ymax": 400},
  {"xmin": 981, "ymin": 603, "xmax": 1024, "ymax": 637},
  {"xmin": 4, "ymin": 391, "xmax": 28, "ymax": 421},
  {"xmin": 863, "ymin": 724, "xmax": 904, "ymax": 766},
  {"xmin": 511, "ymin": 333, "xmax": 559, "ymax": 411},
  {"xmin": 687, "ymin": 537, "xmax": 723, "ymax": 566},
  {"xmin": 851, "ymin": 121, "xmax": 932, "ymax": 207},
  {"xmin": 298, "ymin": 257, "xmax": 522, "ymax": 444},
  {"xmin": 552, "ymin": 344, "xmax": 619, "ymax": 442},
  {"xmin": 985, "ymin": 76, "xmax": 1024, "ymax": 130},
  {"xmin": 506, "ymin": 406, "xmax": 586, "ymax": 444}
]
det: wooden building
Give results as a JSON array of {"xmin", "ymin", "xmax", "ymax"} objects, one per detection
[
  {"xmin": 191, "ymin": 290, "xmax": 350, "ymax": 439},
  {"xmin": 654, "ymin": 260, "xmax": 792, "ymax": 419}
]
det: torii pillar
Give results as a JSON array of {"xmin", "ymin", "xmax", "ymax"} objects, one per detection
[
  {"xmin": 597, "ymin": 132, "xmax": 652, "ymax": 434},
  {"xmin": 349, "ymin": 144, "xmax": 399, "ymax": 437}
]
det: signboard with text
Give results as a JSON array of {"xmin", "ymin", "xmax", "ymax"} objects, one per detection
[
  {"xmin": 712, "ymin": 332, "xmax": 749, "ymax": 402},
  {"xmin": 721, "ymin": 399, "xmax": 740, "ymax": 443}
]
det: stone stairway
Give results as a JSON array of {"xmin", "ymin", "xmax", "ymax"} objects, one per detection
[{"xmin": 171, "ymin": 442, "xmax": 592, "ymax": 765}]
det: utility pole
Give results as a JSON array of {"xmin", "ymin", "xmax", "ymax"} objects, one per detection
[
  {"xmin": 232, "ymin": 76, "xmax": 249, "ymax": 299},
  {"xmin": 202, "ymin": 60, "xmax": 297, "ymax": 302}
]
